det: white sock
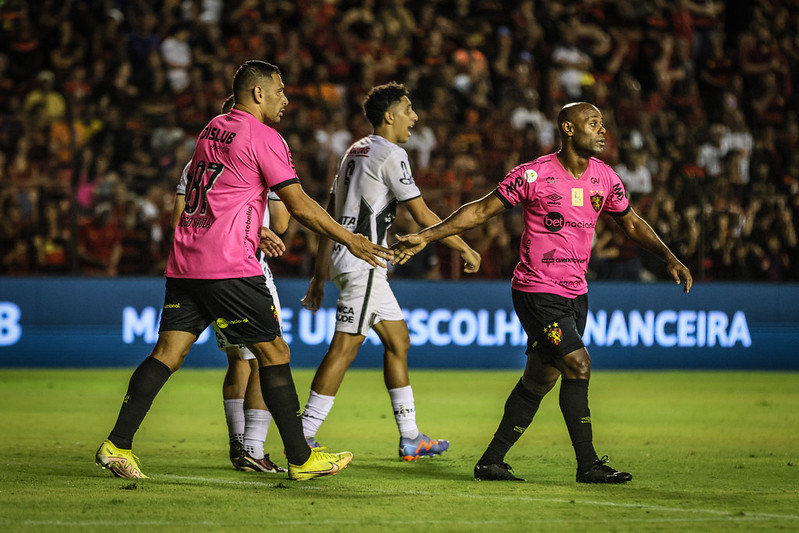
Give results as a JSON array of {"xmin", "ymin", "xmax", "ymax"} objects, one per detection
[
  {"xmin": 389, "ymin": 386, "xmax": 419, "ymax": 439},
  {"xmin": 301, "ymin": 391, "xmax": 335, "ymax": 438},
  {"xmin": 243, "ymin": 409, "xmax": 272, "ymax": 460},
  {"xmin": 223, "ymin": 399, "xmax": 245, "ymax": 444}
]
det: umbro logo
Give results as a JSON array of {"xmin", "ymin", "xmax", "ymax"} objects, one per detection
[{"xmin": 545, "ymin": 193, "xmax": 562, "ymax": 205}]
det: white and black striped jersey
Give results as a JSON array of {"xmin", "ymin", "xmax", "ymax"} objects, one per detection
[{"xmin": 329, "ymin": 135, "xmax": 421, "ymax": 277}]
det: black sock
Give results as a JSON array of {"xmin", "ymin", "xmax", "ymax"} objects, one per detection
[
  {"xmin": 258, "ymin": 364, "xmax": 311, "ymax": 465},
  {"xmin": 479, "ymin": 379, "xmax": 544, "ymax": 466},
  {"xmin": 559, "ymin": 378, "xmax": 599, "ymax": 471},
  {"xmin": 108, "ymin": 357, "xmax": 172, "ymax": 449}
]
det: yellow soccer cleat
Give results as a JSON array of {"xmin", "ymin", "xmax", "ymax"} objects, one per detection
[
  {"xmin": 95, "ymin": 439, "xmax": 148, "ymax": 479},
  {"xmin": 288, "ymin": 448, "xmax": 353, "ymax": 481}
]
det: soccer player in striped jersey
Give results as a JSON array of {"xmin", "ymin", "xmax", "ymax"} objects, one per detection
[{"xmin": 300, "ymin": 82, "xmax": 481, "ymax": 460}]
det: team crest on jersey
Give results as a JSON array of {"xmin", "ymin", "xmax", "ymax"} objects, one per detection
[
  {"xmin": 590, "ymin": 190, "xmax": 605, "ymax": 212},
  {"xmin": 543, "ymin": 322, "xmax": 562, "ymax": 345}
]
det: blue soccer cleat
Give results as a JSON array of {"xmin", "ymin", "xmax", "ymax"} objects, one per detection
[{"xmin": 399, "ymin": 432, "xmax": 449, "ymax": 461}]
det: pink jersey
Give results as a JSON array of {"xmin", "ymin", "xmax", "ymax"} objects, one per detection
[
  {"xmin": 494, "ymin": 153, "xmax": 630, "ymax": 297},
  {"xmin": 166, "ymin": 109, "xmax": 299, "ymax": 279}
]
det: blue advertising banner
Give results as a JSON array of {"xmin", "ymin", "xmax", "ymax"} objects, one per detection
[{"xmin": 0, "ymin": 278, "xmax": 796, "ymax": 369}]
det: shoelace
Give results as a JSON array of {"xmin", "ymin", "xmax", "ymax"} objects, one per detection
[{"xmin": 594, "ymin": 455, "xmax": 617, "ymax": 473}]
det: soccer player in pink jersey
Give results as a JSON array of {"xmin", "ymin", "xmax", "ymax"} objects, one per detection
[
  {"xmin": 96, "ymin": 60, "xmax": 392, "ymax": 481},
  {"xmin": 171, "ymin": 95, "xmax": 289, "ymax": 475},
  {"xmin": 394, "ymin": 102, "xmax": 692, "ymax": 483}
]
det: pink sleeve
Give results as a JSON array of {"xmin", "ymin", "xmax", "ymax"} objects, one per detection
[
  {"xmin": 254, "ymin": 130, "xmax": 300, "ymax": 189},
  {"xmin": 495, "ymin": 164, "xmax": 539, "ymax": 207},
  {"xmin": 603, "ymin": 169, "xmax": 630, "ymax": 214}
]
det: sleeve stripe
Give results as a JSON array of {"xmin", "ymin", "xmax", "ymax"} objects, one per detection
[
  {"xmin": 270, "ymin": 178, "xmax": 300, "ymax": 191},
  {"xmin": 398, "ymin": 194, "xmax": 422, "ymax": 203},
  {"xmin": 606, "ymin": 205, "xmax": 631, "ymax": 217},
  {"xmin": 492, "ymin": 188, "xmax": 514, "ymax": 209}
]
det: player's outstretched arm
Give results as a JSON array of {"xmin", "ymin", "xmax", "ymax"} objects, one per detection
[
  {"xmin": 402, "ymin": 196, "xmax": 482, "ymax": 273},
  {"xmin": 393, "ymin": 191, "xmax": 505, "ymax": 265},
  {"xmin": 613, "ymin": 207, "xmax": 693, "ymax": 293},
  {"xmin": 276, "ymin": 183, "xmax": 393, "ymax": 268}
]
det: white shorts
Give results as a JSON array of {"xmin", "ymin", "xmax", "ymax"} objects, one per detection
[
  {"xmin": 333, "ymin": 269, "xmax": 403, "ymax": 336},
  {"xmin": 213, "ymin": 275, "xmax": 282, "ymax": 360}
]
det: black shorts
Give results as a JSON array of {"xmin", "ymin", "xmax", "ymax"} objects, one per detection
[
  {"xmin": 159, "ymin": 276, "xmax": 281, "ymax": 345},
  {"xmin": 512, "ymin": 289, "xmax": 588, "ymax": 363}
]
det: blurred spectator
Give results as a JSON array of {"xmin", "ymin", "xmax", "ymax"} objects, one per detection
[
  {"xmin": 550, "ymin": 23, "xmax": 594, "ymax": 100},
  {"xmin": 614, "ymin": 148, "xmax": 653, "ymax": 197},
  {"xmin": 22, "ymin": 71, "xmax": 66, "ymax": 126},
  {"xmin": 0, "ymin": 193, "xmax": 34, "ymax": 274},
  {"xmin": 32, "ymin": 195, "xmax": 71, "ymax": 274},
  {"xmin": 77, "ymin": 204, "xmax": 122, "ymax": 276},
  {"xmin": 160, "ymin": 23, "xmax": 193, "ymax": 94}
]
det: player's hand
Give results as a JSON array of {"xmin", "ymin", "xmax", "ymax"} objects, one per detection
[
  {"xmin": 301, "ymin": 276, "xmax": 325, "ymax": 312},
  {"xmin": 461, "ymin": 247, "xmax": 481, "ymax": 274},
  {"xmin": 346, "ymin": 233, "xmax": 392, "ymax": 268},
  {"xmin": 391, "ymin": 233, "xmax": 428, "ymax": 265},
  {"xmin": 667, "ymin": 258, "xmax": 693, "ymax": 293},
  {"xmin": 259, "ymin": 226, "xmax": 286, "ymax": 258}
]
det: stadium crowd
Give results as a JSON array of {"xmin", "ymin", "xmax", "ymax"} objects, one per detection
[{"xmin": 0, "ymin": 0, "xmax": 797, "ymax": 282}]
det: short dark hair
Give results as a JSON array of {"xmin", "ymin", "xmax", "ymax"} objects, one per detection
[
  {"xmin": 362, "ymin": 82, "xmax": 408, "ymax": 128},
  {"xmin": 232, "ymin": 60, "xmax": 281, "ymax": 101},
  {"xmin": 222, "ymin": 94, "xmax": 235, "ymax": 113}
]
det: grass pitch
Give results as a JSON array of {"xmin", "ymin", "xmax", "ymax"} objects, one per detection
[{"xmin": 0, "ymin": 368, "xmax": 797, "ymax": 532}]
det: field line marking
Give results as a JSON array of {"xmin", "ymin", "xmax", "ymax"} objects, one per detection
[{"xmin": 159, "ymin": 474, "xmax": 799, "ymax": 522}]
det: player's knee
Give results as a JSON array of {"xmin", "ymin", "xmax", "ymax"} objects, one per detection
[
  {"xmin": 151, "ymin": 350, "xmax": 186, "ymax": 373},
  {"xmin": 563, "ymin": 358, "xmax": 591, "ymax": 380},
  {"xmin": 522, "ymin": 374, "xmax": 556, "ymax": 396},
  {"xmin": 384, "ymin": 335, "xmax": 410, "ymax": 358}
]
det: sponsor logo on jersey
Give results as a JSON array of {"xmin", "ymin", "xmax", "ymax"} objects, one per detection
[
  {"xmin": 591, "ymin": 176, "xmax": 600, "ymax": 184},
  {"xmin": 349, "ymin": 146, "xmax": 371, "ymax": 157},
  {"xmin": 541, "ymin": 249, "xmax": 588, "ymax": 265},
  {"xmin": 503, "ymin": 174, "xmax": 526, "ymax": 196},
  {"xmin": 336, "ymin": 304, "xmax": 355, "ymax": 324},
  {"xmin": 546, "ymin": 176, "xmax": 558, "ymax": 183},
  {"xmin": 611, "ymin": 183, "xmax": 624, "ymax": 202},
  {"xmin": 544, "ymin": 212, "xmax": 596, "ymax": 232},
  {"xmin": 216, "ymin": 317, "xmax": 249, "ymax": 329},
  {"xmin": 545, "ymin": 193, "xmax": 562, "ymax": 205},
  {"xmin": 544, "ymin": 212, "xmax": 564, "ymax": 231},
  {"xmin": 199, "ymin": 126, "xmax": 236, "ymax": 144},
  {"xmin": 555, "ymin": 279, "xmax": 584, "ymax": 289}
]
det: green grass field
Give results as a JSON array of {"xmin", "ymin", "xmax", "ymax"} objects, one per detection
[{"xmin": 0, "ymin": 368, "xmax": 797, "ymax": 532}]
